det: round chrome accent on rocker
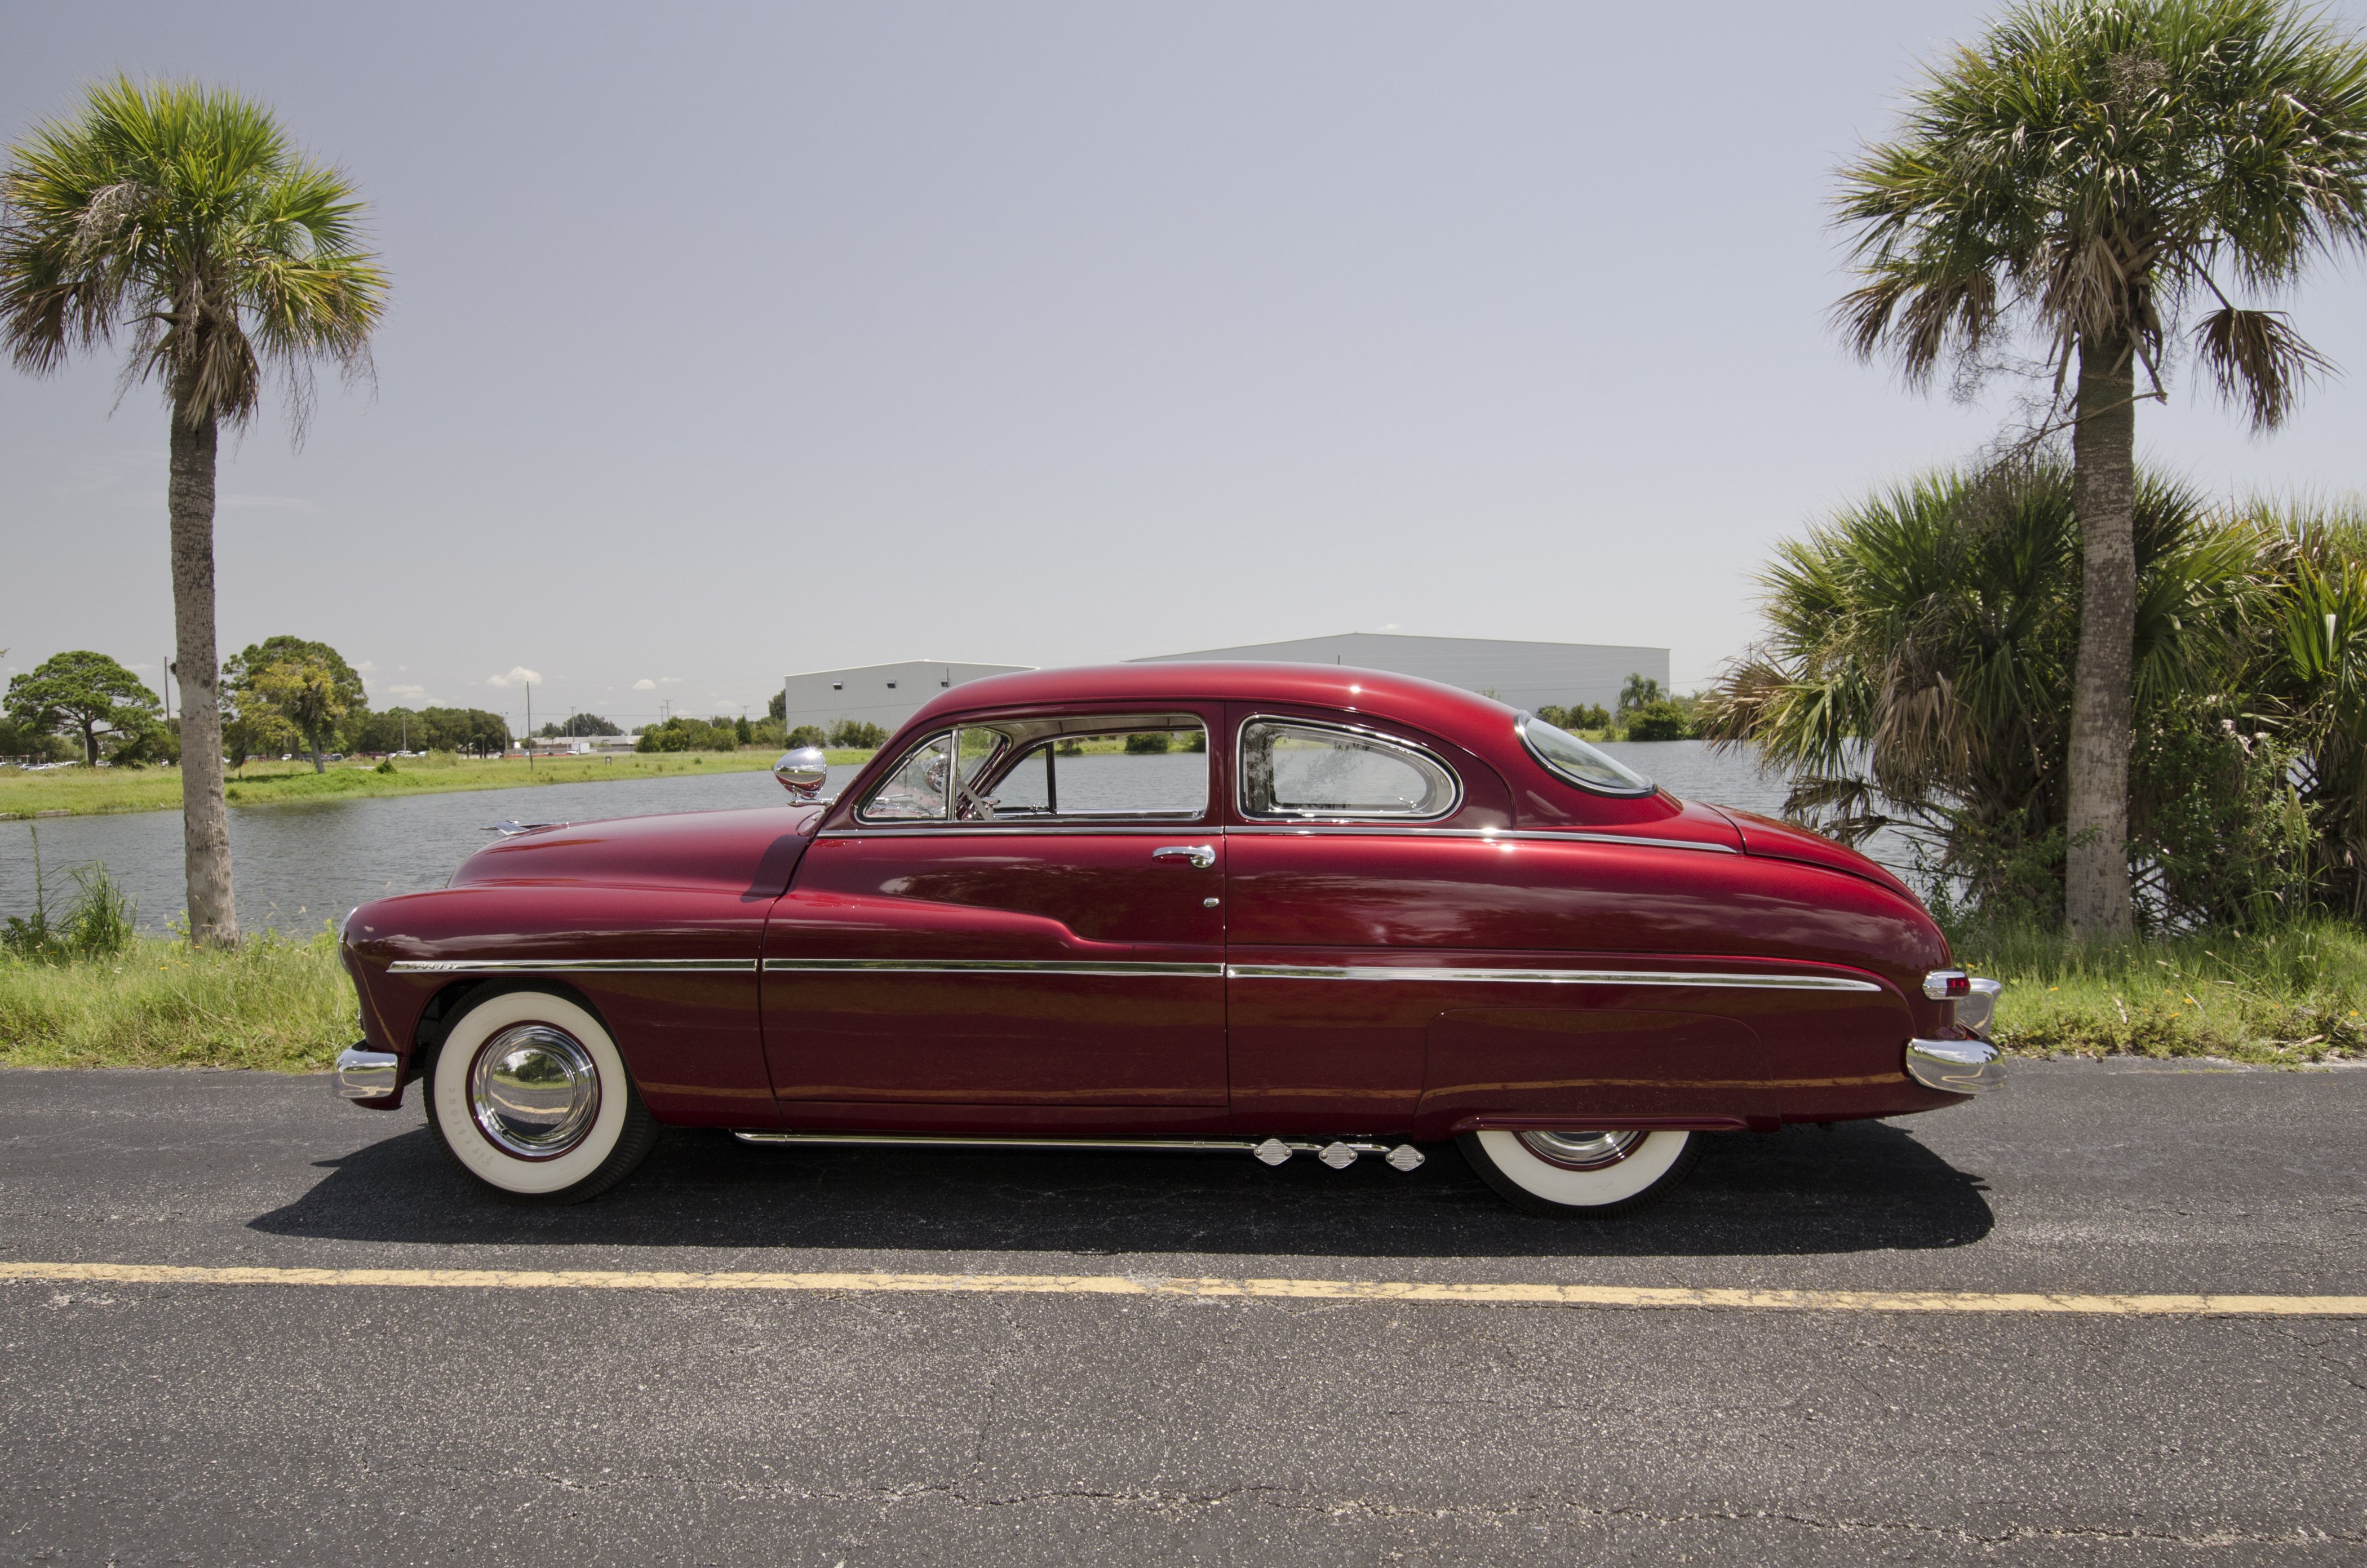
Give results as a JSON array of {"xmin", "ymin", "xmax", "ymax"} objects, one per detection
[
  {"xmin": 468, "ymin": 1025, "xmax": 602, "ymax": 1159},
  {"xmin": 1518, "ymin": 1130, "xmax": 1647, "ymax": 1171}
]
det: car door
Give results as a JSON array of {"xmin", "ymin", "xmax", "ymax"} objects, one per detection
[{"xmin": 763, "ymin": 710, "xmax": 1228, "ymax": 1108}]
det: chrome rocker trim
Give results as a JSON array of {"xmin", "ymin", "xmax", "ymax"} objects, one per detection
[
  {"xmin": 334, "ymin": 1046, "xmax": 401, "ymax": 1101},
  {"xmin": 1905, "ymin": 1038, "xmax": 2006, "ymax": 1095},
  {"xmin": 734, "ymin": 1130, "xmax": 1425, "ymax": 1170}
]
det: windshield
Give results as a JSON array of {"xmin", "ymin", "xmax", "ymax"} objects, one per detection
[{"xmin": 1516, "ymin": 713, "xmax": 1655, "ymax": 796}]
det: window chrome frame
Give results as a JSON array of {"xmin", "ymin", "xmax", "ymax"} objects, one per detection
[
  {"xmin": 1235, "ymin": 713, "xmax": 1464, "ymax": 824},
  {"xmin": 853, "ymin": 727, "xmax": 958, "ymax": 825},
  {"xmin": 856, "ymin": 715, "xmax": 1217, "ymax": 829},
  {"xmin": 1514, "ymin": 711, "xmax": 1656, "ymax": 799}
]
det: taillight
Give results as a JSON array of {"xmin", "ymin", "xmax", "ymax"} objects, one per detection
[{"xmin": 1922, "ymin": 969, "xmax": 1971, "ymax": 1000}]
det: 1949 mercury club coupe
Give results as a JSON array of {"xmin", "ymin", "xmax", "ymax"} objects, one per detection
[{"xmin": 332, "ymin": 663, "xmax": 2002, "ymax": 1214}]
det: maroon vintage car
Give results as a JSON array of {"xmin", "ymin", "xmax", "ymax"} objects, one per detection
[{"xmin": 333, "ymin": 663, "xmax": 2002, "ymax": 1214}]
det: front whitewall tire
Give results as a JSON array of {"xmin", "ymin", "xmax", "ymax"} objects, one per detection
[{"xmin": 428, "ymin": 989, "xmax": 653, "ymax": 1201}]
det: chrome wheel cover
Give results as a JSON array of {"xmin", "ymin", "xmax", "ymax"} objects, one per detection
[
  {"xmin": 469, "ymin": 1024, "xmax": 602, "ymax": 1159},
  {"xmin": 1518, "ymin": 1130, "xmax": 1646, "ymax": 1171}
]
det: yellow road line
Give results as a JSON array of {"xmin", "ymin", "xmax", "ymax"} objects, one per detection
[{"xmin": 1, "ymin": 1261, "xmax": 2361, "ymax": 1316}]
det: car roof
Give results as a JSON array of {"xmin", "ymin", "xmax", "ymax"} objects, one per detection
[{"xmin": 901, "ymin": 662, "xmax": 1520, "ymax": 752}]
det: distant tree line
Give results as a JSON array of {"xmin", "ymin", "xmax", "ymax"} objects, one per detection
[
  {"xmin": 1534, "ymin": 675, "xmax": 1701, "ymax": 742},
  {"xmin": 1, "ymin": 637, "xmax": 518, "ymax": 767}
]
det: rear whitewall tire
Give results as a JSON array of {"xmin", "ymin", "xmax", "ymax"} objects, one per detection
[
  {"xmin": 425, "ymin": 988, "xmax": 656, "ymax": 1203},
  {"xmin": 1458, "ymin": 1128, "xmax": 1699, "ymax": 1216}
]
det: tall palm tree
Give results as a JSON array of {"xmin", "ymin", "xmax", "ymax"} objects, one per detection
[
  {"xmin": 1702, "ymin": 459, "xmax": 2252, "ymax": 919},
  {"xmin": 2, "ymin": 79, "xmax": 387, "ymax": 946},
  {"xmin": 1833, "ymin": 0, "xmax": 2367, "ymax": 940}
]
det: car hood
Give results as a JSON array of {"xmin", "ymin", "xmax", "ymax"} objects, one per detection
[
  {"xmin": 1712, "ymin": 807, "xmax": 1921, "ymax": 903},
  {"xmin": 450, "ymin": 803, "xmax": 824, "ymax": 897}
]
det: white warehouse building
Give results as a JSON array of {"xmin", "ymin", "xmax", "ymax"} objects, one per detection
[
  {"xmin": 1131, "ymin": 632, "xmax": 1668, "ymax": 714},
  {"xmin": 781, "ymin": 660, "xmax": 1032, "ymax": 738}
]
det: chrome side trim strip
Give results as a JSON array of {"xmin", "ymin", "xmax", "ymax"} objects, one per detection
[
  {"xmin": 816, "ymin": 823, "xmax": 1207, "ymax": 840},
  {"xmin": 764, "ymin": 958, "xmax": 1226, "ymax": 977},
  {"xmin": 385, "ymin": 958, "xmax": 759, "ymax": 975},
  {"xmin": 759, "ymin": 958, "xmax": 1878, "ymax": 991},
  {"xmin": 1221, "ymin": 825, "xmax": 1740, "ymax": 854},
  {"xmin": 1225, "ymin": 964, "xmax": 1883, "ymax": 991}
]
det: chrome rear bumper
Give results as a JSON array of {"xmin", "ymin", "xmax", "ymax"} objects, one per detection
[
  {"xmin": 334, "ymin": 1046, "xmax": 400, "ymax": 1101},
  {"xmin": 1905, "ymin": 1037, "xmax": 2005, "ymax": 1095}
]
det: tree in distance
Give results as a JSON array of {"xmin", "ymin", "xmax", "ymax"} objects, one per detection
[
  {"xmin": 1617, "ymin": 674, "xmax": 1664, "ymax": 717},
  {"xmin": 537, "ymin": 712, "xmax": 622, "ymax": 738},
  {"xmin": 827, "ymin": 719, "xmax": 888, "ymax": 750},
  {"xmin": 1834, "ymin": 0, "xmax": 2367, "ymax": 940},
  {"xmin": 2, "ymin": 79, "xmax": 389, "ymax": 946},
  {"xmin": 223, "ymin": 636, "xmax": 365, "ymax": 773},
  {"xmin": 3, "ymin": 650, "xmax": 162, "ymax": 764}
]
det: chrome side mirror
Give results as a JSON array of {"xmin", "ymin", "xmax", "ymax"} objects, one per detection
[{"xmin": 773, "ymin": 746, "xmax": 829, "ymax": 799}]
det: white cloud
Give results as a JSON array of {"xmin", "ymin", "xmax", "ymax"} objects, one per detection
[
  {"xmin": 484, "ymin": 666, "xmax": 543, "ymax": 689},
  {"xmin": 384, "ymin": 684, "xmax": 435, "ymax": 703},
  {"xmin": 632, "ymin": 678, "xmax": 657, "ymax": 691},
  {"xmin": 355, "ymin": 659, "xmax": 377, "ymax": 672},
  {"xmin": 1380, "ymin": 623, "xmax": 1401, "ymax": 631}
]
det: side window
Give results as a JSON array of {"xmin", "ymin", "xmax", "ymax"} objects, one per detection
[
  {"xmin": 1239, "ymin": 718, "xmax": 1460, "ymax": 820},
  {"xmin": 859, "ymin": 732, "xmax": 953, "ymax": 821},
  {"xmin": 859, "ymin": 717, "xmax": 1211, "ymax": 823},
  {"xmin": 990, "ymin": 723, "xmax": 1209, "ymax": 820}
]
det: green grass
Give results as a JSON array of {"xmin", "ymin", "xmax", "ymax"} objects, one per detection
[
  {"xmin": 0, "ymin": 931, "xmax": 353, "ymax": 1072},
  {"xmin": 1962, "ymin": 918, "xmax": 2367, "ymax": 1066},
  {"xmin": 0, "ymin": 748, "xmax": 879, "ymax": 819}
]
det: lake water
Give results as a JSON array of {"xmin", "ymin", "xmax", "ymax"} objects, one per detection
[{"xmin": 0, "ymin": 742, "xmax": 1859, "ymax": 936}]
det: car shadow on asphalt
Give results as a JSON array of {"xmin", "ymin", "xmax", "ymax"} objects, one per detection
[{"xmin": 251, "ymin": 1116, "xmax": 1993, "ymax": 1258}]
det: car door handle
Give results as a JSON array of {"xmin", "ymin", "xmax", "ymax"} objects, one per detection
[{"xmin": 1151, "ymin": 844, "xmax": 1217, "ymax": 869}]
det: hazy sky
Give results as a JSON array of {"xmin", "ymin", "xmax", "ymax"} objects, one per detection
[{"xmin": 7, "ymin": 1, "xmax": 2365, "ymax": 729}]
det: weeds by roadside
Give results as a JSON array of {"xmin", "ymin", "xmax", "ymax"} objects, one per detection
[
  {"xmin": 1958, "ymin": 918, "xmax": 2367, "ymax": 1066},
  {"xmin": 0, "ymin": 928, "xmax": 350, "ymax": 1072}
]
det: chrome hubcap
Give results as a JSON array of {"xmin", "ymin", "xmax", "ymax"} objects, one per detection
[
  {"xmin": 469, "ymin": 1025, "xmax": 600, "ymax": 1159},
  {"xmin": 1518, "ymin": 1130, "xmax": 1646, "ymax": 1171}
]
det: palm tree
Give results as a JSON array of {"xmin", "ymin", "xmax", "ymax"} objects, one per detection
[
  {"xmin": 1833, "ymin": 0, "xmax": 2367, "ymax": 940},
  {"xmin": 2, "ymin": 79, "xmax": 387, "ymax": 946},
  {"xmin": 1703, "ymin": 459, "xmax": 2258, "ymax": 922}
]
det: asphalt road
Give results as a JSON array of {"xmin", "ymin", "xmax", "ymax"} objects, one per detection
[{"xmin": 1, "ymin": 1061, "xmax": 2362, "ymax": 1565}]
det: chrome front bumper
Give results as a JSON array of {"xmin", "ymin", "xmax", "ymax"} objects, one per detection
[{"xmin": 334, "ymin": 1045, "xmax": 400, "ymax": 1101}]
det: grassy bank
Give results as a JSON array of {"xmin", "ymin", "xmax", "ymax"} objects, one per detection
[
  {"xmin": 0, "ymin": 748, "xmax": 879, "ymax": 820},
  {"xmin": 0, "ymin": 931, "xmax": 351, "ymax": 1072},
  {"xmin": 1966, "ymin": 918, "xmax": 2367, "ymax": 1065}
]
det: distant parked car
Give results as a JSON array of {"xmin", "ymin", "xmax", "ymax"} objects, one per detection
[{"xmin": 334, "ymin": 665, "xmax": 2001, "ymax": 1212}]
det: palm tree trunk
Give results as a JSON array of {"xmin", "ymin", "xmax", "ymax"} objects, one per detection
[
  {"xmin": 2065, "ymin": 331, "xmax": 2138, "ymax": 941},
  {"xmin": 170, "ymin": 397, "xmax": 240, "ymax": 948}
]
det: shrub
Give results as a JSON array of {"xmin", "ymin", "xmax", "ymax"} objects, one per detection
[
  {"xmin": 1623, "ymin": 699, "xmax": 1694, "ymax": 741},
  {"xmin": 1124, "ymin": 732, "xmax": 1172, "ymax": 754},
  {"xmin": 2, "ymin": 832, "xmax": 135, "ymax": 964},
  {"xmin": 827, "ymin": 719, "xmax": 888, "ymax": 749},
  {"xmin": 785, "ymin": 724, "xmax": 826, "ymax": 750}
]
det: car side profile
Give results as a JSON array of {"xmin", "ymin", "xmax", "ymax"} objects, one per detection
[{"xmin": 334, "ymin": 663, "xmax": 2002, "ymax": 1215}]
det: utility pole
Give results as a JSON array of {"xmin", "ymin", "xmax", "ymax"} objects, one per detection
[{"xmin": 525, "ymin": 680, "xmax": 533, "ymax": 772}]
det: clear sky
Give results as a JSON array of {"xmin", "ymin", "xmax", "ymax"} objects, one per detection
[{"xmin": 6, "ymin": 0, "xmax": 2364, "ymax": 731}]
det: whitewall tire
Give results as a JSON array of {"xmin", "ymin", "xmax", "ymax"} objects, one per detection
[
  {"xmin": 1457, "ymin": 1128, "xmax": 1700, "ymax": 1216},
  {"xmin": 425, "ymin": 987, "xmax": 657, "ymax": 1203}
]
